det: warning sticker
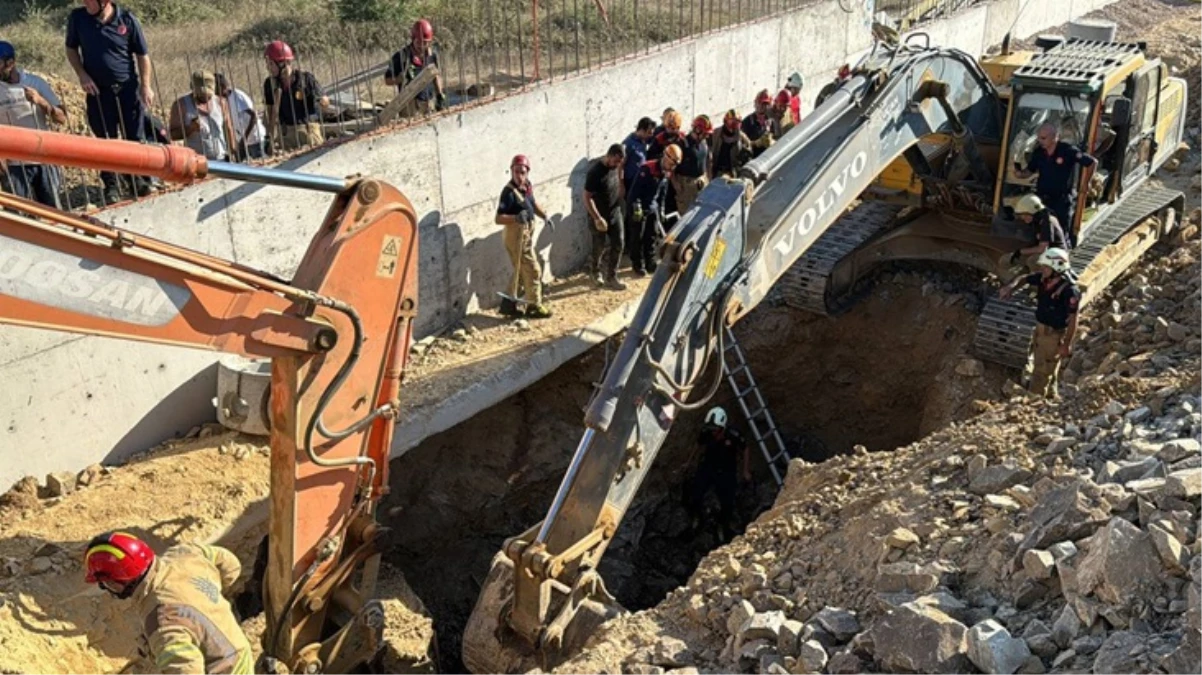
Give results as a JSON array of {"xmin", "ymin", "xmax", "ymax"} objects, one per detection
[
  {"xmin": 376, "ymin": 235, "xmax": 402, "ymax": 278},
  {"xmin": 704, "ymin": 238, "xmax": 727, "ymax": 279}
]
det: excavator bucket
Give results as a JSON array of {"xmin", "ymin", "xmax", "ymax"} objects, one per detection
[{"xmin": 462, "ymin": 553, "xmax": 620, "ymax": 673}]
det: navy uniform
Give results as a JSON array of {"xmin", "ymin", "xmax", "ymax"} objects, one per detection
[
  {"xmin": 686, "ymin": 426, "xmax": 747, "ymax": 535},
  {"xmin": 1026, "ymin": 142, "xmax": 1096, "ymax": 246},
  {"xmin": 625, "ymin": 160, "xmax": 672, "ymax": 275},
  {"xmin": 1021, "ymin": 272, "xmax": 1081, "ymax": 398}
]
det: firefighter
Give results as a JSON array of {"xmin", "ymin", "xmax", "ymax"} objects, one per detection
[
  {"xmin": 685, "ymin": 407, "xmax": 751, "ymax": 539},
  {"xmin": 648, "ymin": 109, "xmax": 686, "ymax": 161},
  {"xmin": 384, "ymin": 19, "xmax": 447, "ymax": 116},
  {"xmin": 998, "ymin": 247, "xmax": 1081, "ymax": 400},
  {"xmin": 1005, "ymin": 194, "xmax": 1069, "ymax": 277},
  {"xmin": 495, "ymin": 154, "xmax": 552, "ymax": 318},
  {"xmin": 671, "ymin": 115, "xmax": 711, "ymax": 213},
  {"xmin": 770, "ymin": 89, "xmax": 796, "ymax": 135},
  {"xmin": 742, "ymin": 89, "xmax": 780, "ymax": 158},
  {"xmin": 709, "ymin": 109, "xmax": 752, "ymax": 179},
  {"xmin": 262, "ymin": 40, "xmax": 333, "ymax": 153},
  {"xmin": 626, "ymin": 144, "xmax": 681, "ymax": 276},
  {"xmin": 784, "ymin": 71, "xmax": 804, "ymax": 123},
  {"xmin": 83, "ymin": 532, "xmax": 253, "ymax": 674},
  {"xmin": 1013, "ymin": 122, "xmax": 1097, "ymax": 248}
]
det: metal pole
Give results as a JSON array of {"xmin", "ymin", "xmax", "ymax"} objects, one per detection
[
  {"xmin": 535, "ymin": 428, "xmax": 596, "ymax": 544},
  {"xmin": 532, "ymin": 0, "xmax": 541, "ymax": 80},
  {"xmin": 207, "ymin": 160, "xmax": 348, "ymax": 193},
  {"xmin": 473, "ymin": 0, "xmax": 483, "ymax": 102},
  {"xmin": 517, "ymin": 0, "xmax": 527, "ymax": 84}
]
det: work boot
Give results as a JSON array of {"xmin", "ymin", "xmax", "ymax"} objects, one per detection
[
  {"xmin": 593, "ymin": 271, "xmax": 605, "ymax": 287},
  {"xmin": 604, "ymin": 276, "xmax": 627, "ymax": 291},
  {"xmin": 645, "ymin": 261, "xmax": 658, "ymax": 274},
  {"xmin": 499, "ymin": 298, "xmax": 523, "ymax": 317},
  {"xmin": 526, "ymin": 304, "xmax": 553, "ymax": 319},
  {"xmin": 631, "ymin": 267, "xmax": 647, "ymax": 278}
]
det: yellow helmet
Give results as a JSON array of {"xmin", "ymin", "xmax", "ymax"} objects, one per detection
[
  {"xmin": 664, "ymin": 110, "xmax": 684, "ymax": 132},
  {"xmin": 1015, "ymin": 194, "xmax": 1045, "ymax": 215},
  {"xmin": 662, "ymin": 144, "xmax": 683, "ymax": 164}
]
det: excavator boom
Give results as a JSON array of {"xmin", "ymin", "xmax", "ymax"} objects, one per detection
[
  {"xmin": 0, "ymin": 128, "xmax": 420, "ymax": 673},
  {"xmin": 464, "ymin": 39, "xmax": 1006, "ymax": 673}
]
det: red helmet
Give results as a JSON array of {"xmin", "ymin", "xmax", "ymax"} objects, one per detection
[
  {"xmin": 774, "ymin": 89, "xmax": 792, "ymax": 107},
  {"xmin": 412, "ymin": 19, "xmax": 434, "ymax": 41},
  {"xmin": 84, "ymin": 531, "xmax": 155, "ymax": 585},
  {"xmin": 837, "ymin": 63, "xmax": 851, "ymax": 80},
  {"xmin": 264, "ymin": 40, "xmax": 294, "ymax": 62},
  {"xmin": 692, "ymin": 114, "xmax": 713, "ymax": 135},
  {"xmin": 511, "ymin": 154, "xmax": 531, "ymax": 171},
  {"xmin": 755, "ymin": 89, "xmax": 772, "ymax": 105}
]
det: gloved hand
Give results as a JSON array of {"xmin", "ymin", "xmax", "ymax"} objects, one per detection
[
  {"xmin": 1010, "ymin": 249, "xmax": 1023, "ymax": 265},
  {"xmin": 517, "ymin": 209, "xmax": 533, "ymax": 225},
  {"xmin": 632, "ymin": 202, "xmax": 644, "ymax": 222},
  {"xmin": 436, "ymin": 92, "xmax": 448, "ymax": 111}
]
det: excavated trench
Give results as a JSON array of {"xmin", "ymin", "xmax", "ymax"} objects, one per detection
[{"xmin": 381, "ymin": 265, "xmax": 1006, "ymax": 672}]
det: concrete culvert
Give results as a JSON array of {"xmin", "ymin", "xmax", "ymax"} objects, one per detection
[{"xmin": 382, "ymin": 264, "xmax": 1006, "ymax": 673}]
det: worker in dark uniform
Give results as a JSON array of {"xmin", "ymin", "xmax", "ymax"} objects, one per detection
[
  {"xmin": 742, "ymin": 90, "xmax": 780, "ymax": 158},
  {"xmin": 648, "ymin": 109, "xmax": 685, "ymax": 161},
  {"xmin": 384, "ymin": 19, "xmax": 447, "ymax": 117},
  {"xmin": 671, "ymin": 115, "xmax": 710, "ymax": 213},
  {"xmin": 1005, "ymin": 194, "xmax": 1069, "ymax": 277},
  {"xmin": 685, "ymin": 407, "xmax": 751, "ymax": 539},
  {"xmin": 262, "ymin": 40, "xmax": 332, "ymax": 153},
  {"xmin": 495, "ymin": 154, "xmax": 552, "ymax": 319},
  {"xmin": 65, "ymin": 0, "xmax": 155, "ymax": 203},
  {"xmin": 998, "ymin": 247, "xmax": 1081, "ymax": 400},
  {"xmin": 584, "ymin": 143, "xmax": 626, "ymax": 290},
  {"xmin": 626, "ymin": 144, "xmax": 681, "ymax": 276},
  {"xmin": 709, "ymin": 109, "xmax": 752, "ymax": 179},
  {"xmin": 622, "ymin": 117, "xmax": 656, "ymax": 197},
  {"xmin": 1014, "ymin": 122, "xmax": 1096, "ymax": 248}
]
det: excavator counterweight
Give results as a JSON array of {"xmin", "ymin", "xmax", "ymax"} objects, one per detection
[{"xmin": 0, "ymin": 127, "xmax": 420, "ymax": 673}]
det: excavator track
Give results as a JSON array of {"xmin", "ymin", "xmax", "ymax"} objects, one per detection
[
  {"xmin": 973, "ymin": 182, "xmax": 1185, "ymax": 369},
  {"xmin": 779, "ymin": 201, "xmax": 905, "ymax": 315}
]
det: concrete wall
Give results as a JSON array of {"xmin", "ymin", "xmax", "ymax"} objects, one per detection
[{"xmin": 0, "ymin": 0, "xmax": 1118, "ymax": 488}]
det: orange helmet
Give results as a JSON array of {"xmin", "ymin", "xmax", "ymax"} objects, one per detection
[
  {"xmin": 662, "ymin": 144, "xmax": 683, "ymax": 164},
  {"xmin": 664, "ymin": 110, "xmax": 684, "ymax": 132},
  {"xmin": 774, "ymin": 89, "xmax": 792, "ymax": 107},
  {"xmin": 692, "ymin": 115, "xmax": 713, "ymax": 135},
  {"xmin": 723, "ymin": 109, "xmax": 741, "ymax": 130}
]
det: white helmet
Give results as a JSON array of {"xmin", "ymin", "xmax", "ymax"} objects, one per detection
[
  {"xmin": 786, "ymin": 72, "xmax": 804, "ymax": 90},
  {"xmin": 1036, "ymin": 247, "xmax": 1073, "ymax": 274},
  {"xmin": 1015, "ymin": 194, "xmax": 1045, "ymax": 215},
  {"xmin": 705, "ymin": 406, "xmax": 728, "ymax": 427}
]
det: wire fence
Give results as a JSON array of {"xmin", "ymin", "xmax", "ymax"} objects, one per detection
[{"xmin": 2, "ymin": 0, "xmax": 984, "ymax": 213}]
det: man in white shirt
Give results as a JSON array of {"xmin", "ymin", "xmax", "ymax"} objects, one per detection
[
  {"xmin": 0, "ymin": 40, "xmax": 67, "ymax": 208},
  {"xmin": 217, "ymin": 73, "xmax": 266, "ymax": 161}
]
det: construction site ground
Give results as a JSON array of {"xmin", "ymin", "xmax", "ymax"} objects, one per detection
[{"xmin": 0, "ymin": 1, "xmax": 1199, "ymax": 673}]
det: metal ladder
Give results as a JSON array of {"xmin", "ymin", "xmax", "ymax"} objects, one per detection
[{"xmin": 721, "ymin": 326, "xmax": 792, "ymax": 485}]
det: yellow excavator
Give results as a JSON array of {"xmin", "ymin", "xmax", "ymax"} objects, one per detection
[{"xmin": 462, "ymin": 32, "xmax": 1187, "ymax": 672}]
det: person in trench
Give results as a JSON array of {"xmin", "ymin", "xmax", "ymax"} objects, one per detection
[{"xmin": 685, "ymin": 406, "xmax": 751, "ymax": 540}]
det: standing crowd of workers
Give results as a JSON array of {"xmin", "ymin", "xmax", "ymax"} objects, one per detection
[{"xmin": 499, "ymin": 76, "xmax": 809, "ymax": 319}]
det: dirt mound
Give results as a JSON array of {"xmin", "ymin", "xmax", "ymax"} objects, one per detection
[{"xmin": 557, "ymin": 224, "xmax": 1202, "ymax": 674}]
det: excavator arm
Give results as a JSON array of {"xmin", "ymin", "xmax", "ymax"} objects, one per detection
[
  {"xmin": 0, "ymin": 128, "xmax": 420, "ymax": 673},
  {"xmin": 463, "ymin": 39, "xmax": 1003, "ymax": 673}
]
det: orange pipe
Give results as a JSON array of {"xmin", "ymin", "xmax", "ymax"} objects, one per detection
[{"xmin": 0, "ymin": 127, "xmax": 209, "ymax": 184}]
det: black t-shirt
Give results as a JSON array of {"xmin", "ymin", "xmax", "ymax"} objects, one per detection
[
  {"xmin": 65, "ymin": 6, "xmax": 149, "ymax": 88},
  {"xmin": 386, "ymin": 44, "xmax": 441, "ymax": 101},
  {"xmin": 497, "ymin": 181, "xmax": 539, "ymax": 217},
  {"xmin": 1034, "ymin": 211, "xmax": 1068, "ymax": 249},
  {"xmin": 584, "ymin": 159, "xmax": 621, "ymax": 218},
  {"xmin": 676, "ymin": 134, "xmax": 709, "ymax": 178},
  {"xmin": 264, "ymin": 71, "xmax": 324, "ymax": 127},
  {"xmin": 699, "ymin": 428, "xmax": 746, "ymax": 472},
  {"xmin": 1027, "ymin": 141, "xmax": 1096, "ymax": 201},
  {"xmin": 1024, "ymin": 273, "xmax": 1081, "ymax": 330},
  {"xmin": 712, "ymin": 130, "xmax": 745, "ymax": 175},
  {"xmin": 741, "ymin": 113, "xmax": 774, "ymax": 142}
]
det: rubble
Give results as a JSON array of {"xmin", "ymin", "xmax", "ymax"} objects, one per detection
[
  {"xmin": 1075, "ymin": 517, "xmax": 1162, "ymax": 606},
  {"xmin": 867, "ymin": 603, "xmax": 969, "ymax": 673},
  {"xmin": 966, "ymin": 620, "xmax": 1031, "ymax": 675}
]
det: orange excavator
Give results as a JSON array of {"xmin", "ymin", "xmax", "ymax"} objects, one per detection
[{"xmin": 0, "ymin": 128, "xmax": 419, "ymax": 673}]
